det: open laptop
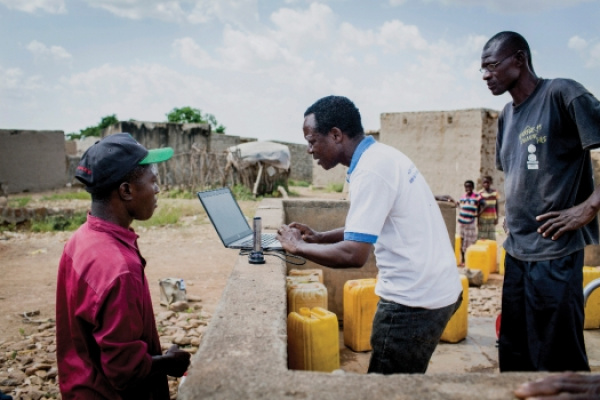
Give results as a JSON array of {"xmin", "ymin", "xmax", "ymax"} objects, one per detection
[{"xmin": 197, "ymin": 187, "xmax": 283, "ymax": 251}]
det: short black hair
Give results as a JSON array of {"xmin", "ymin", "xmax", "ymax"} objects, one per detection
[
  {"xmin": 464, "ymin": 180, "xmax": 475, "ymax": 187},
  {"xmin": 304, "ymin": 95, "xmax": 364, "ymax": 138},
  {"xmin": 90, "ymin": 164, "xmax": 149, "ymax": 201},
  {"xmin": 484, "ymin": 31, "xmax": 534, "ymax": 73}
]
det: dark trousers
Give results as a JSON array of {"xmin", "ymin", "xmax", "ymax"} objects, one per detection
[
  {"xmin": 368, "ymin": 294, "xmax": 462, "ymax": 374},
  {"xmin": 499, "ymin": 250, "xmax": 589, "ymax": 372}
]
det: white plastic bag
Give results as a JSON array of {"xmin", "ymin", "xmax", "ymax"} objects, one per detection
[{"xmin": 159, "ymin": 278, "xmax": 187, "ymax": 306}]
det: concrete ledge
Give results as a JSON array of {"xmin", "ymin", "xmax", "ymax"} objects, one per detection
[{"xmin": 178, "ymin": 198, "xmax": 554, "ymax": 399}]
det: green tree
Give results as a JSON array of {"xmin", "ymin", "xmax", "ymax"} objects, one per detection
[
  {"xmin": 166, "ymin": 106, "xmax": 226, "ymax": 134},
  {"xmin": 66, "ymin": 114, "xmax": 119, "ymax": 140}
]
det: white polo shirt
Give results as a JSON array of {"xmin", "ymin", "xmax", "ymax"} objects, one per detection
[{"xmin": 345, "ymin": 137, "xmax": 462, "ymax": 309}]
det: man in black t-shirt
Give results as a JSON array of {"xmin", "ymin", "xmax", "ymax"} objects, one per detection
[{"xmin": 481, "ymin": 31, "xmax": 600, "ymax": 376}]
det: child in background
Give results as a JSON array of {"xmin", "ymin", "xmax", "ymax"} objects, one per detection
[
  {"xmin": 478, "ymin": 175, "xmax": 499, "ymax": 240},
  {"xmin": 457, "ymin": 180, "xmax": 484, "ymax": 265}
]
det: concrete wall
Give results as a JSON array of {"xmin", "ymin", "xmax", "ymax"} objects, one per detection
[
  {"xmin": 211, "ymin": 134, "xmax": 248, "ymax": 155},
  {"xmin": 0, "ymin": 130, "xmax": 66, "ymax": 194},
  {"xmin": 380, "ymin": 109, "xmax": 502, "ymax": 204},
  {"xmin": 311, "ymin": 162, "xmax": 347, "ymax": 189},
  {"xmin": 273, "ymin": 141, "xmax": 311, "ymax": 183}
]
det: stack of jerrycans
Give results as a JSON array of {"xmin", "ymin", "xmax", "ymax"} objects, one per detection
[
  {"xmin": 286, "ymin": 269, "xmax": 327, "ymax": 314},
  {"xmin": 343, "ymin": 278, "xmax": 379, "ymax": 352},
  {"xmin": 286, "ymin": 269, "xmax": 339, "ymax": 372}
]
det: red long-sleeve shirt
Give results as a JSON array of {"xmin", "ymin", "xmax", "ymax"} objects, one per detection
[{"xmin": 56, "ymin": 214, "xmax": 168, "ymax": 399}]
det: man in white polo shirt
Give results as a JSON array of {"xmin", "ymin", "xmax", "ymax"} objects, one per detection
[{"xmin": 277, "ymin": 95, "xmax": 462, "ymax": 374}]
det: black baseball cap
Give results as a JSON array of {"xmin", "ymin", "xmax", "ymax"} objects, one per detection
[{"xmin": 75, "ymin": 133, "xmax": 174, "ymax": 192}]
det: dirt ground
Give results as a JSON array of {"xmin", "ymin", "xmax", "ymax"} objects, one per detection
[{"xmin": 0, "ymin": 186, "xmax": 348, "ymax": 344}]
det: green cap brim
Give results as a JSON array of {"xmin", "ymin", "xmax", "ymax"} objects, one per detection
[{"xmin": 139, "ymin": 147, "xmax": 174, "ymax": 165}]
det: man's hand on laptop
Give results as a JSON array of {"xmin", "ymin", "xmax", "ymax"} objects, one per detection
[
  {"xmin": 287, "ymin": 222, "xmax": 321, "ymax": 243},
  {"xmin": 277, "ymin": 224, "xmax": 305, "ymax": 253}
]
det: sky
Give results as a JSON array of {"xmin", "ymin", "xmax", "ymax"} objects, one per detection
[{"xmin": 1, "ymin": 0, "xmax": 599, "ymax": 144}]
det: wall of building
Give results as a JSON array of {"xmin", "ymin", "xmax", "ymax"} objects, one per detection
[
  {"xmin": 0, "ymin": 130, "xmax": 66, "ymax": 194},
  {"xmin": 273, "ymin": 141, "xmax": 312, "ymax": 183},
  {"xmin": 380, "ymin": 109, "xmax": 501, "ymax": 205}
]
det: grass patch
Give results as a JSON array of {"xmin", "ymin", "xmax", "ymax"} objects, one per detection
[
  {"xmin": 8, "ymin": 196, "xmax": 32, "ymax": 208},
  {"xmin": 133, "ymin": 205, "xmax": 183, "ymax": 228},
  {"xmin": 326, "ymin": 183, "xmax": 344, "ymax": 193},
  {"xmin": 231, "ymin": 184, "xmax": 261, "ymax": 201},
  {"xmin": 41, "ymin": 191, "xmax": 91, "ymax": 201},
  {"xmin": 0, "ymin": 223, "xmax": 17, "ymax": 233},
  {"xmin": 30, "ymin": 212, "xmax": 87, "ymax": 232},
  {"xmin": 289, "ymin": 179, "xmax": 310, "ymax": 187},
  {"xmin": 160, "ymin": 188, "xmax": 196, "ymax": 200}
]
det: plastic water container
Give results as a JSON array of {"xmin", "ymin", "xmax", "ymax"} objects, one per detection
[
  {"xmin": 286, "ymin": 273, "xmax": 321, "ymax": 287},
  {"xmin": 440, "ymin": 275, "xmax": 469, "ymax": 343},
  {"xmin": 475, "ymin": 239, "xmax": 498, "ymax": 273},
  {"xmin": 465, "ymin": 244, "xmax": 491, "ymax": 283},
  {"xmin": 454, "ymin": 235, "xmax": 462, "ymax": 266},
  {"xmin": 499, "ymin": 247, "xmax": 506, "ymax": 275},
  {"xmin": 287, "ymin": 282, "xmax": 328, "ymax": 314},
  {"xmin": 583, "ymin": 266, "xmax": 600, "ymax": 329},
  {"xmin": 287, "ymin": 307, "xmax": 340, "ymax": 372},
  {"xmin": 288, "ymin": 268, "xmax": 324, "ymax": 284},
  {"xmin": 343, "ymin": 278, "xmax": 379, "ymax": 352}
]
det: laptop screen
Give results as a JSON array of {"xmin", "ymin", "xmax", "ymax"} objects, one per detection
[{"xmin": 198, "ymin": 188, "xmax": 253, "ymax": 245}]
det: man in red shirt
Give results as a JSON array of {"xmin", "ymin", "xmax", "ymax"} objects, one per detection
[{"xmin": 56, "ymin": 133, "xmax": 190, "ymax": 399}]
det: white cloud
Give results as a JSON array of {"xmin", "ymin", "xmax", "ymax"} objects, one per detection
[
  {"xmin": 568, "ymin": 35, "xmax": 588, "ymax": 52},
  {"xmin": 26, "ymin": 40, "xmax": 72, "ymax": 64},
  {"xmin": 584, "ymin": 42, "xmax": 600, "ymax": 69},
  {"xmin": 568, "ymin": 35, "xmax": 600, "ymax": 69},
  {"xmin": 390, "ymin": 0, "xmax": 594, "ymax": 13},
  {"xmin": 0, "ymin": 65, "xmax": 45, "ymax": 117},
  {"xmin": 0, "ymin": 66, "xmax": 24, "ymax": 89},
  {"xmin": 0, "ymin": 0, "xmax": 66, "ymax": 13},
  {"xmin": 270, "ymin": 3, "xmax": 336, "ymax": 51},
  {"xmin": 377, "ymin": 20, "xmax": 427, "ymax": 52},
  {"xmin": 82, "ymin": 0, "xmax": 259, "ymax": 27},
  {"xmin": 172, "ymin": 37, "xmax": 220, "ymax": 69}
]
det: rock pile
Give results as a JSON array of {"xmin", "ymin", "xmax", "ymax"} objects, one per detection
[
  {"xmin": 468, "ymin": 278, "xmax": 503, "ymax": 318},
  {"xmin": 0, "ymin": 303, "xmax": 210, "ymax": 400}
]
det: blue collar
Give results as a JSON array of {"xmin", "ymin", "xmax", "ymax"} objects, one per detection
[{"xmin": 347, "ymin": 136, "xmax": 376, "ymax": 181}]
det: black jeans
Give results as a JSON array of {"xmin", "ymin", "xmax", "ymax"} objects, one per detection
[
  {"xmin": 367, "ymin": 294, "xmax": 462, "ymax": 374},
  {"xmin": 499, "ymin": 250, "xmax": 589, "ymax": 372}
]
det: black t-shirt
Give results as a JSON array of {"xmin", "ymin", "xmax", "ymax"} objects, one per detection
[{"xmin": 497, "ymin": 78, "xmax": 600, "ymax": 261}]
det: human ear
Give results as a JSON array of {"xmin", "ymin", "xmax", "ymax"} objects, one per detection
[
  {"xmin": 330, "ymin": 127, "xmax": 344, "ymax": 143},
  {"xmin": 119, "ymin": 182, "xmax": 133, "ymax": 201},
  {"xmin": 514, "ymin": 50, "xmax": 526, "ymax": 66}
]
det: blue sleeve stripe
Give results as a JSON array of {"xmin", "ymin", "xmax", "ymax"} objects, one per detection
[{"xmin": 344, "ymin": 232, "xmax": 377, "ymax": 243}]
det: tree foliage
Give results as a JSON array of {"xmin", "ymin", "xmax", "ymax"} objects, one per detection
[
  {"xmin": 66, "ymin": 115, "xmax": 119, "ymax": 140},
  {"xmin": 166, "ymin": 106, "xmax": 226, "ymax": 134}
]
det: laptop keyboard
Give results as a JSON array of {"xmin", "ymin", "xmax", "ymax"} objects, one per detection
[{"xmin": 239, "ymin": 233, "xmax": 278, "ymax": 248}]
